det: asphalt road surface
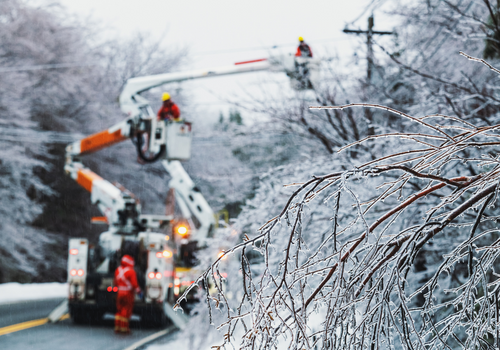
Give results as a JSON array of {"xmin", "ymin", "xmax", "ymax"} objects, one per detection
[{"xmin": 0, "ymin": 299, "xmax": 175, "ymax": 350}]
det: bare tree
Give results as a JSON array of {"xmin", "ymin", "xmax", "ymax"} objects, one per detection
[
  {"xmin": 0, "ymin": 0, "xmax": 188, "ymax": 282},
  {"xmin": 178, "ymin": 53, "xmax": 500, "ymax": 349}
]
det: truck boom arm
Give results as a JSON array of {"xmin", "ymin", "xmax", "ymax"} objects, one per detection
[
  {"xmin": 65, "ymin": 55, "xmax": 319, "ymax": 239},
  {"xmin": 66, "ymin": 119, "xmax": 133, "ymax": 157},
  {"xmin": 120, "ymin": 61, "xmax": 271, "ymax": 118},
  {"xmin": 64, "ymin": 161, "xmax": 140, "ymax": 229},
  {"xmin": 162, "ymin": 160, "xmax": 215, "ymax": 243}
]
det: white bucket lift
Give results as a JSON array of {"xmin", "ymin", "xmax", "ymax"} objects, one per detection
[
  {"xmin": 166, "ymin": 121, "xmax": 192, "ymax": 161},
  {"xmin": 269, "ymin": 54, "xmax": 321, "ymax": 90},
  {"xmin": 147, "ymin": 119, "xmax": 192, "ymax": 161}
]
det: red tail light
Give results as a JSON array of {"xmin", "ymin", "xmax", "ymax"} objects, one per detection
[
  {"xmin": 148, "ymin": 272, "xmax": 155, "ymax": 279},
  {"xmin": 70, "ymin": 269, "xmax": 77, "ymax": 276},
  {"xmin": 69, "ymin": 249, "xmax": 78, "ymax": 255},
  {"xmin": 77, "ymin": 269, "xmax": 84, "ymax": 276},
  {"xmin": 107, "ymin": 286, "xmax": 112, "ymax": 292},
  {"xmin": 155, "ymin": 272, "xmax": 162, "ymax": 280},
  {"xmin": 113, "ymin": 287, "xmax": 118, "ymax": 292},
  {"xmin": 156, "ymin": 252, "xmax": 163, "ymax": 258}
]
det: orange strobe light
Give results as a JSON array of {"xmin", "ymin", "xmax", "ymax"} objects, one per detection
[{"xmin": 176, "ymin": 225, "xmax": 188, "ymax": 236}]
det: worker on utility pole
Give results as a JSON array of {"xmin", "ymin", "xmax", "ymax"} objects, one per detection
[
  {"xmin": 295, "ymin": 37, "xmax": 313, "ymax": 58},
  {"xmin": 157, "ymin": 92, "xmax": 181, "ymax": 121},
  {"xmin": 114, "ymin": 255, "xmax": 141, "ymax": 334}
]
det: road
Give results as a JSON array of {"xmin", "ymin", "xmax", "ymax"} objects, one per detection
[{"xmin": 0, "ymin": 298, "xmax": 175, "ymax": 350}]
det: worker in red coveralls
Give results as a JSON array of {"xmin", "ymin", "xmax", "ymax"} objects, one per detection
[
  {"xmin": 114, "ymin": 255, "xmax": 141, "ymax": 334},
  {"xmin": 295, "ymin": 37, "xmax": 313, "ymax": 58},
  {"xmin": 157, "ymin": 92, "xmax": 181, "ymax": 121}
]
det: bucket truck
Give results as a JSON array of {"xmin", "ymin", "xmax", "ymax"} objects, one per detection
[{"xmin": 65, "ymin": 52, "xmax": 320, "ymax": 325}]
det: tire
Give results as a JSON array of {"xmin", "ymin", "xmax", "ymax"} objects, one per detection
[
  {"xmin": 71, "ymin": 311, "xmax": 87, "ymax": 325},
  {"xmin": 142, "ymin": 308, "xmax": 168, "ymax": 328},
  {"xmin": 71, "ymin": 309, "xmax": 104, "ymax": 325}
]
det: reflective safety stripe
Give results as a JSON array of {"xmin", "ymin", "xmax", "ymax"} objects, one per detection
[
  {"xmin": 116, "ymin": 266, "xmax": 133, "ymax": 291},
  {"xmin": 122, "ymin": 256, "xmax": 134, "ymax": 266}
]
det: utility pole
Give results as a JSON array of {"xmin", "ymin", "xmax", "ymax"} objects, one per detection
[
  {"xmin": 343, "ymin": 14, "xmax": 394, "ymax": 136},
  {"xmin": 343, "ymin": 15, "xmax": 394, "ymax": 83}
]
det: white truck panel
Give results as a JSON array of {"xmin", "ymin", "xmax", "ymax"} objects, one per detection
[
  {"xmin": 68, "ymin": 238, "xmax": 88, "ymax": 300},
  {"xmin": 138, "ymin": 232, "xmax": 173, "ymax": 303}
]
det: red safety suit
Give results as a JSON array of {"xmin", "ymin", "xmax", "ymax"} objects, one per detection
[
  {"xmin": 295, "ymin": 43, "xmax": 313, "ymax": 58},
  {"xmin": 114, "ymin": 255, "xmax": 141, "ymax": 334},
  {"xmin": 157, "ymin": 100, "xmax": 181, "ymax": 121}
]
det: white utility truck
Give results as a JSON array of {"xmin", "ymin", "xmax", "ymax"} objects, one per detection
[{"xmin": 65, "ymin": 52, "xmax": 320, "ymax": 325}]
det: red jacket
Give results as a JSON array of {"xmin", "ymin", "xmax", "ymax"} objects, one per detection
[
  {"xmin": 157, "ymin": 101, "xmax": 181, "ymax": 121},
  {"xmin": 114, "ymin": 255, "xmax": 140, "ymax": 294},
  {"xmin": 295, "ymin": 43, "xmax": 313, "ymax": 58}
]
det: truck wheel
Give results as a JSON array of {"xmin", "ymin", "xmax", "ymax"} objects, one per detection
[
  {"xmin": 91, "ymin": 311, "xmax": 105, "ymax": 325},
  {"xmin": 143, "ymin": 309, "xmax": 168, "ymax": 328},
  {"xmin": 71, "ymin": 310, "xmax": 104, "ymax": 325},
  {"xmin": 158, "ymin": 310, "xmax": 168, "ymax": 327},
  {"xmin": 71, "ymin": 311, "xmax": 87, "ymax": 324}
]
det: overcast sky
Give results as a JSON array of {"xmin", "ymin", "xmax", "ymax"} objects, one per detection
[{"xmin": 55, "ymin": 0, "xmax": 394, "ymax": 123}]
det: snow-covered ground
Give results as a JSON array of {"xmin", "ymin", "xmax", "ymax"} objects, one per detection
[{"xmin": 0, "ymin": 282, "xmax": 67, "ymax": 304}]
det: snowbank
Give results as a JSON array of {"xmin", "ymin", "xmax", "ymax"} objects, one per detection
[{"xmin": 0, "ymin": 282, "xmax": 67, "ymax": 304}]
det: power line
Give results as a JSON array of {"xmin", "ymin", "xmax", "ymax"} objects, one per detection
[
  {"xmin": 1, "ymin": 36, "xmax": 348, "ymax": 74},
  {"xmin": 0, "ymin": 62, "xmax": 99, "ymax": 73},
  {"xmin": 191, "ymin": 37, "xmax": 350, "ymax": 56},
  {"xmin": 0, "ymin": 128, "xmax": 297, "ymax": 145}
]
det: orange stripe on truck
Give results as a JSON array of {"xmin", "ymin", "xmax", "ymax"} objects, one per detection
[
  {"xmin": 91, "ymin": 216, "xmax": 108, "ymax": 224},
  {"xmin": 76, "ymin": 169, "xmax": 103, "ymax": 192},
  {"xmin": 79, "ymin": 129, "xmax": 127, "ymax": 154}
]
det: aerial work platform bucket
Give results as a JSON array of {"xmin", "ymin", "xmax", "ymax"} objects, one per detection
[{"xmin": 165, "ymin": 121, "xmax": 192, "ymax": 161}]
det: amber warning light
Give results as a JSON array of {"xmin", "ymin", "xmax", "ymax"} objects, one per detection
[{"xmin": 177, "ymin": 226, "xmax": 188, "ymax": 235}]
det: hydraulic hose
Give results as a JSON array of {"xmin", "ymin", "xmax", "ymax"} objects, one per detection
[{"xmin": 136, "ymin": 133, "xmax": 166, "ymax": 163}]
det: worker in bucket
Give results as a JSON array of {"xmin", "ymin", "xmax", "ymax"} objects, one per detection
[
  {"xmin": 295, "ymin": 37, "xmax": 313, "ymax": 58},
  {"xmin": 157, "ymin": 92, "xmax": 181, "ymax": 121},
  {"xmin": 114, "ymin": 254, "xmax": 141, "ymax": 334}
]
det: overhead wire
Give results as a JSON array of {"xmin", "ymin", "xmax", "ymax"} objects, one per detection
[
  {"xmin": 0, "ymin": 127, "xmax": 297, "ymax": 145},
  {"xmin": 346, "ymin": 0, "xmax": 389, "ymax": 27},
  {"xmin": 0, "ymin": 36, "xmax": 346, "ymax": 73},
  {"xmin": 191, "ymin": 37, "xmax": 351, "ymax": 56},
  {"xmin": 417, "ymin": 0, "xmax": 474, "ymax": 69},
  {"xmin": 0, "ymin": 62, "xmax": 99, "ymax": 73}
]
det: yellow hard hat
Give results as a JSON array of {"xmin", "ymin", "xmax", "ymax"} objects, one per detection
[
  {"xmin": 298, "ymin": 36, "xmax": 304, "ymax": 42},
  {"xmin": 162, "ymin": 92, "xmax": 171, "ymax": 101}
]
